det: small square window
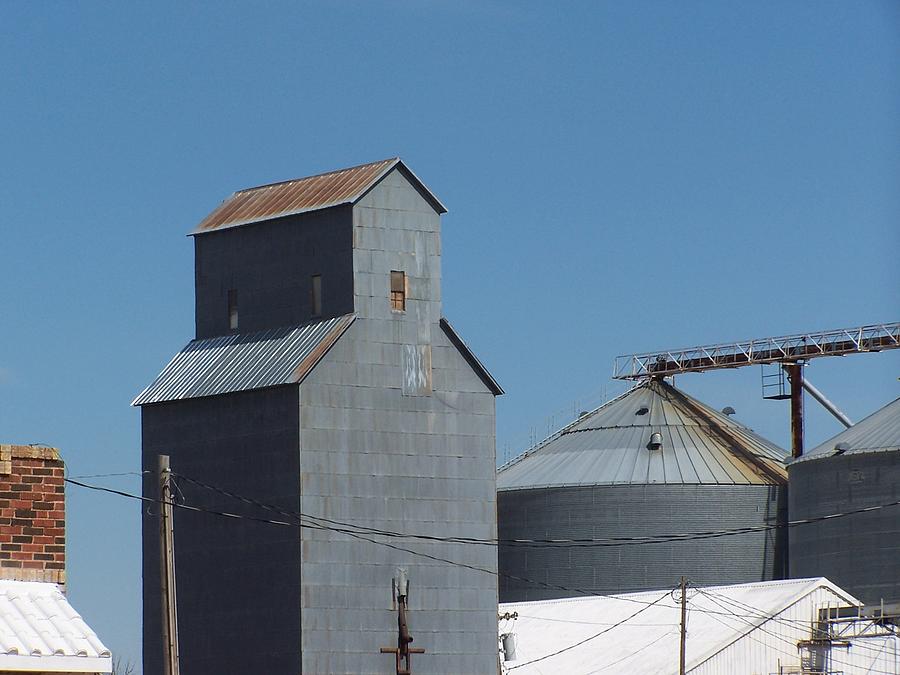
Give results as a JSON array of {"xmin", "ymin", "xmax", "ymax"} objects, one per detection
[
  {"xmin": 227, "ymin": 289, "xmax": 238, "ymax": 330},
  {"xmin": 390, "ymin": 271, "xmax": 406, "ymax": 311},
  {"xmin": 311, "ymin": 275, "xmax": 322, "ymax": 317}
]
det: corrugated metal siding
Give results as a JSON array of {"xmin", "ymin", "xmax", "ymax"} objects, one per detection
[
  {"xmin": 498, "ymin": 379, "xmax": 786, "ymax": 489},
  {"xmin": 795, "ymin": 396, "xmax": 900, "ymax": 462},
  {"xmin": 499, "ymin": 484, "xmax": 787, "ymax": 602},
  {"xmin": 789, "ymin": 451, "xmax": 900, "ymax": 604},
  {"xmin": 192, "ymin": 158, "xmax": 447, "ymax": 233},
  {"xmin": 133, "ymin": 314, "xmax": 355, "ymax": 405}
]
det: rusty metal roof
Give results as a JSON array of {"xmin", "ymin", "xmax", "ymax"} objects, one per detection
[
  {"xmin": 132, "ymin": 314, "xmax": 356, "ymax": 405},
  {"xmin": 192, "ymin": 158, "xmax": 447, "ymax": 234},
  {"xmin": 498, "ymin": 378, "xmax": 788, "ymax": 489}
]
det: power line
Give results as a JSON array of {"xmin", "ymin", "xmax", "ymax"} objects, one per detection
[
  {"xmin": 506, "ymin": 589, "xmax": 673, "ymax": 671},
  {"xmin": 695, "ymin": 588, "xmax": 898, "ymax": 674},
  {"xmin": 65, "ymin": 473, "xmax": 898, "ymax": 668},
  {"xmin": 171, "ymin": 471, "xmax": 900, "ymax": 550}
]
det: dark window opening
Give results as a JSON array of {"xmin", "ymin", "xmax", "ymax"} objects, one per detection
[
  {"xmin": 390, "ymin": 271, "xmax": 406, "ymax": 311},
  {"xmin": 227, "ymin": 289, "xmax": 238, "ymax": 330},
  {"xmin": 311, "ymin": 275, "xmax": 322, "ymax": 317}
]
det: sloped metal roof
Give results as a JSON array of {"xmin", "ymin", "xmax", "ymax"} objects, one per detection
[
  {"xmin": 133, "ymin": 314, "xmax": 355, "ymax": 405},
  {"xmin": 793, "ymin": 395, "xmax": 900, "ymax": 464},
  {"xmin": 192, "ymin": 158, "xmax": 447, "ymax": 233},
  {"xmin": 0, "ymin": 580, "xmax": 111, "ymax": 673},
  {"xmin": 498, "ymin": 378, "xmax": 787, "ymax": 490}
]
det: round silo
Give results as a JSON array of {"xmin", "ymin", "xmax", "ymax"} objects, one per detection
[
  {"xmin": 497, "ymin": 377, "xmax": 788, "ymax": 602},
  {"xmin": 789, "ymin": 396, "xmax": 900, "ymax": 604}
]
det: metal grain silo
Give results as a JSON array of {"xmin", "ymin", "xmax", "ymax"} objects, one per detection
[
  {"xmin": 498, "ymin": 377, "xmax": 788, "ymax": 602},
  {"xmin": 789, "ymin": 396, "xmax": 900, "ymax": 604}
]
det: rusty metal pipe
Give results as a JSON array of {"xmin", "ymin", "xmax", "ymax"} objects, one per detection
[{"xmin": 784, "ymin": 364, "xmax": 804, "ymax": 458}]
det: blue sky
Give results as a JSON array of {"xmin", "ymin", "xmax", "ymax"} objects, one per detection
[{"xmin": 1, "ymin": 1, "xmax": 897, "ymax": 669}]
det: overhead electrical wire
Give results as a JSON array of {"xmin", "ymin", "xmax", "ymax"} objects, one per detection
[
  {"xmin": 66, "ymin": 474, "xmax": 898, "ymax": 669},
  {"xmin": 505, "ymin": 589, "xmax": 673, "ymax": 671},
  {"xmin": 171, "ymin": 471, "xmax": 900, "ymax": 550}
]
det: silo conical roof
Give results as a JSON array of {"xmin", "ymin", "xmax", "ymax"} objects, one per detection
[
  {"xmin": 793, "ymin": 395, "xmax": 900, "ymax": 463},
  {"xmin": 498, "ymin": 378, "xmax": 787, "ymax": 490}
]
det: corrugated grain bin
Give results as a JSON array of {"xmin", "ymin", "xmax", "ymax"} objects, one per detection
[
  {"xmin": 789, "ymin": 396, "xmax": 900, "ymax": 604},
  {"xmin": 498, "ymin": 378, "xmax": 788, "ymax": 601}
]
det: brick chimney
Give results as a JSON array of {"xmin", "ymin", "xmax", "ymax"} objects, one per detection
[{"xmin": 0, "ymin": 445, "xmax": 65, "ymax": 585}]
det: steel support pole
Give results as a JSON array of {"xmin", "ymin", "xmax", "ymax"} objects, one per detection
[
  {"xmin": 785, "ymin": 364, "xmax": 804, "ymax": 459},
  {"xmin": 159, "ymin": 455, "xmax": 180, "ymax": 675}
]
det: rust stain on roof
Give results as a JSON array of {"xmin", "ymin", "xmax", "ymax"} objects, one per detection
[{"xmin": 192, "ymin": 157, "xmax": 446, "ymax": 234}]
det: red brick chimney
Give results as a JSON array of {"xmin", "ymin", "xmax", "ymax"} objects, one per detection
[{"xmin": 0, "ymin": 445, "xmax": 65, "ymax": 585}]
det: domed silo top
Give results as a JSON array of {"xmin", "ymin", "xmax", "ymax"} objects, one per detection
[
  {"xmin": 791, "ymin": 395, "xmax": 900, "ymax": 464},
  {"xmin": 498, "ymin": 378, "xmax": 787, "ymax": 490}
]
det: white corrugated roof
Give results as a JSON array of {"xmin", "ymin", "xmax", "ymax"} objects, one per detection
[
  {"xmin": 499, "ymin": 578, "xmax": 857, "ymax": 675},
  {"xmin": 133, "ymin": 314, "xmax": 356, "ymax": 405},
  {"xmin": 498, "ymin": 379, "xmax": 787, "ymax": 489},
  {"xmin": 793, "ymin": 395, "xmax": 900, "ymax": 464},
  {"xmin": 0, "ymin": 580, "xmax": 111, "ymax": 672}
]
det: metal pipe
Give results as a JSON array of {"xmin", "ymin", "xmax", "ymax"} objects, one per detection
[{"xmin": 801, "ymin": 378, "xmax": 853, "ymax": 428}]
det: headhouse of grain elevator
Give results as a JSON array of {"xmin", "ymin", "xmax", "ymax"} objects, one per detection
[
  {"xmin": 134, "ymin": 158, "xmax": 503, "ymax": 675},
  {"xmin": 497, "ymin": 377, "xmax": 788, "ymax": 602}
]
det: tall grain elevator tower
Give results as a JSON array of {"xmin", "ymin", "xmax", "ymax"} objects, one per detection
[{"xmin": 134, "ymin": 158, "xmax": 503, "ymax": 675}]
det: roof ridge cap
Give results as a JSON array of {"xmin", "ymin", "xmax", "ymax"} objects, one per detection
[{"xmin": 235, "ymin": 158, "xmax": 399, "ymax": 193}]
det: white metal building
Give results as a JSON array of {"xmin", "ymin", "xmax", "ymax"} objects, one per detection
[{"xmin": 499, "ymin": 577, "xmax": 899, "ymax": 674}]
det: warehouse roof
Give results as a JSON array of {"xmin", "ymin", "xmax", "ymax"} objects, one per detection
[
  {"xmin": 192, "ymin": 157, "xmax": 447, "ymax": 233},
  {"xmin": 0, "ymin": 580, "xmax": 111, "ymax": 672},
  {"xmin": 499, "ymin": 577, "xmax": 857, "ymax": 675},
  {"xmin": 498, "ymin": 378, "xmax": 787, "ymax": 489},
  {"xmin": 793, "ymin": 395, "xmax": 900, "ymax": 464}
]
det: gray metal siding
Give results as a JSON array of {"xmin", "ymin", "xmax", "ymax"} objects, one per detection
[
  {"xmin": 141, "ymin": 387, "xmax": 302, "ymax": 675},
  {"xmin": 789, "ymin": 452, "xmax": 900, "ymax": 604},
  {"xmin": 498, "ymin": 484, "xmax": 787, "ymax": 602},
  {"xmin": 295, "ymin": 170, "xmax": 498, "ymax": 674},
  {"xmin": 194, "ymin": 206, "xmax": 354, "ymax": 339}
]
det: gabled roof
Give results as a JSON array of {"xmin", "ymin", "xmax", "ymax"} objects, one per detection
[
  {"xmin": 498, "ymin": 378, "xmax": 787, "ymax": 490},
  {"xmin": 133, "ymin": 314, "xmax": 355, "ymax": 405},
  {"xmin": 499, "ymin": 577, "xmax": 857, "ymax": 675},
  {"xmin": 0, "ymin": 580, "xmax": 111, "ymax": 673},
  {"xmin": 793, "ymin": 395, "xmax": 900, "ymax": 464},
  {"xmin": 192, "ymin": 158, "xmax": 447, "ymax": 234},
  {"xmin": 440, "ymin": 318, "xmax": 503, "ymax": 396}
]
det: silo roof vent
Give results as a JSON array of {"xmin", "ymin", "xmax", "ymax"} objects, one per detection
[{"xmin": 648, "ymin": 432, "xmax": 663, "ymax": 450}]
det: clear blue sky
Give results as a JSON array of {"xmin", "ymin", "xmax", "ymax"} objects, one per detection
[{"xmin": 1, "ymin": 1, "xmax": 897, "ymax": 669}]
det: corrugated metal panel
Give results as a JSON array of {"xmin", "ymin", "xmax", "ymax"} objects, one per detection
[
  {"xmin": 0, "ymin": 580, "xmax": 111, "ymax": 673},
  {"xmin": 133, "ymin": 314, "xmax": 355, "ymax": 405},
  {"xmin": 498, "ymin": 379, "xmax": 787, "ymax": 489},
  {"xmin": 794, "ymin": 396, "xmax": 900, "ymax": 463},
  {"xmin": 192, "ymin": 158, "xmax": 447, "ymax": 233},
  {"xmin": 499, "ymin": 484, "xmax": 787, "ymax": 602},
  {"xmin": 499, "ymin": 578, "xmax": 858, "ymax": 675}
]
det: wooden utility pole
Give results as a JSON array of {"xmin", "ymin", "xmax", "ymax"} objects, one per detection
[
  {"xmin": 679, "ymin": 576, "xmax": 687, "ymax": 675},
  {"xmin": 159, "ymin": 455, "xmax": 180, "ymax": 675}
]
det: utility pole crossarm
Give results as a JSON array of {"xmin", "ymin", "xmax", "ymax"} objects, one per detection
[{"xmin": 613, "ymin": 322, "xmax": 900, "ymax": 380}]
